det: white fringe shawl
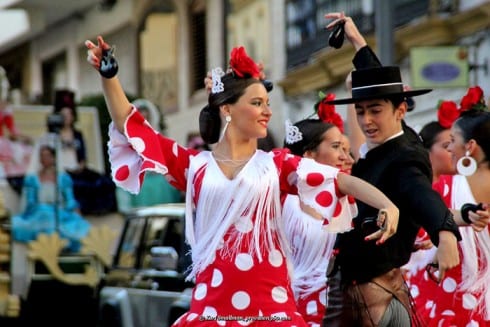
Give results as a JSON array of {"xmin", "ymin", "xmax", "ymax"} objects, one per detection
[
  {"xmin": 283, "ymin": 194, "xmax": 336, "ymax": 299},
  {"xmin": 184, "ymin": 150, "xmax": 289, "ymax": 281},
  {"xmin": 451, "ymin": 175, "xmax": 490, "ymax": 320}
]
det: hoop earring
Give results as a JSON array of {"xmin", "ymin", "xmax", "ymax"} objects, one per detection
[
  {"xmin": 219, "ymin": 116, "xmax": 231, "ymax": 143},
  {"xmin": 456, "ymin": 151, "xmax": 477, "ymax": 176}
]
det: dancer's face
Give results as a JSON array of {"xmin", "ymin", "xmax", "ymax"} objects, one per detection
[
  {"xmin": 226, "ymin": 83, "xmax": 271, "ymax": 141},
  {"xmin": 448, "ymin": 124, "xmax": 468, "ymax": 168},
  {"xmin": 305, "ymin": 126, "xmax": 346, "ymax": 169},
  {"xmin": 354, "ymin": 98, "xmax": 405, "ymax": 149}
]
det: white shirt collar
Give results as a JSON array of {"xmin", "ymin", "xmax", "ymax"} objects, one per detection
[{"xmin": 358, "ymin": 130, "xmax": 404, "ymax": 159}]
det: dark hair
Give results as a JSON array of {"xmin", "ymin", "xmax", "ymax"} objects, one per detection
[
  {"xmin": 40, "ymin": 144, "xmax": 56, "ymax": 157},
  {"xmin": 199, "ymin": 73, "xmax": 262, "ymax": 144},
  {"xmin": 383, "ymin": 96, "xmax": 405, "ymax": 109},
  {"xmin": 54, "ymin": 89, "xmax": 77, "ymax": 121},
  {"xmin": 419, "ymin": 121, "xmax": 446, "ymax": 149},
  {"xmin": 455, "ymin": 109, "xmax": 490, "ymax": 162},
  {"xmin": 283, "ymin": 119, "xmax": 336, "ymax": 156}
]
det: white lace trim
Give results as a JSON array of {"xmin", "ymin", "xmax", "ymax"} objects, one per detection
[{"xmin": 284, "ymin": 119, "xmax": 303, "ymax": 144}]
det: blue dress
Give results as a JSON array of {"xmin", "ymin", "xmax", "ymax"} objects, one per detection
[{"xmin": 12, "ymin": 172, "xmax": 91, "ymax": 252}]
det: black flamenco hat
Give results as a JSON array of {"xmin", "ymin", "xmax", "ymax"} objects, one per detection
[{"xmin": 326, "ymin": 66, "xmax": 432, "ymax": 105}]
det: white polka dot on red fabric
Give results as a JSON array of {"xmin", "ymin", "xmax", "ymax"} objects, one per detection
[
  {"xmin": 268, "ymin": 249, "xmax": 283, "ymax": 267},
  {"xmin": 306, "ymin": 300, "xmax": 317, "ymax": 315},
  {"xmin": 194, "ymin": 283, "xmax": 207, "ymax": 300},
  {"xmin": 130, "ymin": 137, "xmax": 145, "ymax": 152},
  {"xmin": 235, "ymin": 217, "xmax": 253, "ymax": 233},
  {"xmin": 443, "ymin": 182, "xmax": 449, "ymax": 197},
  {"xmin": 442, "ymin": 277, "xmax": 457, "ymax": 293},
  {"xmin": 306, "ymin": 172, "xmax": 325, "ymax": 187},
  {"xmin": 202, "ymin": 306, "xmax": 217, "ymax": 319},
  {"xmin": 467, "ymin": 320, "xmax": 479, "ymax": 327},
  {"xmin": 315, "ymin": 190, "xmax": 333, "ymax": 207},
  {"xmin": 211, "ymin": 269, "xmax": 223, "ymax": 287},
  {"xmin": 440, "ymin": 309, "xmax": 455, "ymax": 316},
  {"xmin": 319, "ymin": 289, "xmax": 326, "ymax": 306},
  {"xmin": 235, "ymin": 253, "xmax": 254, "ymax": 271},
  {"xmin": 427, "ymin": 301, "xmax": 436, "ymax": 318},
  {"xmin": 271, "ymin": 286, "xmax": 288, "ymax": 303},
  {"xmin": 462, "ymin": 293, "xmax": 478, "ymax": 310},
  {"xmin": 173, "ymin": 313, "xmax": 184, "ymax": 325},
  {"xmin": 231, "ymin": 291, "xmax": 250, "ymax": 310},
  {"xmin": 172, "ymin": 142, "xmax": 179, "ymax": 157},
  {"xmin": 115, "ymin": 165, "xmax": 130, "ymax": 181},
  {"xmin": 410, "ymin": 284, "xmax": 420, "ymax": 298},
  {"xmin": 186, "ymin": 313, "xmax": 198, "ymax": 321}
]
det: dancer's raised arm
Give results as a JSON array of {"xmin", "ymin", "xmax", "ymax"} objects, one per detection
[{"xmin": 85, "ymin": 36, "xmax": 132, "ymax": 132}]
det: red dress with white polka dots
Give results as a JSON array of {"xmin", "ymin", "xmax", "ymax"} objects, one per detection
[
  {"xmin": 409, "ymin": 175, "xmax": 490, "ymax": 326},
  {"xmin": 282, "ymin": 191, "xmax": 356, "ymax": 326},
  {"xmin": 108, "ymin": 109, "xmax": 356, "ymax": 326}
]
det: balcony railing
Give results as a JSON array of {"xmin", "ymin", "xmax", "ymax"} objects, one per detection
[{"xmin": 286, "ymin": 0, "xmax": 430, "ymax": 69}]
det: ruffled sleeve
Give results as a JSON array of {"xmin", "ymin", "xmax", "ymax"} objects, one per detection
[
  {"xmin": 272, "ymin": 148, "xmax": 357, "ymax": 233},
  {"xmin": 108, "ymin": 107, "xmax": 193, "ymax": 194}
]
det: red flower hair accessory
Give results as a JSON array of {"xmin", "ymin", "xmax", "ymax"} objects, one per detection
[
  {"xmin": 229, "ymin": 47, "xmax": 261, "ymax": 79},
  {"xmin": 460, "ymin": 86, "xmax": 486, "ymax": 112},
  {"xmin": 315, "ymin": 92, "xmax": 344, "ymax": 133},
  {"xmin": 437, "ymin": 100, "xmax": 459, "ymax": 129}
]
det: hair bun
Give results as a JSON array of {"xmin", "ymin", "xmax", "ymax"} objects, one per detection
[{"xmin": 199, "ymin": 105, "xmax": 221, "ymax": 144}]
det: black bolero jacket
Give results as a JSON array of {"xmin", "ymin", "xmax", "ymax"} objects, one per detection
[{"xmin": 336, "ymin": 134, "xmax": 461, "ymax": 284}]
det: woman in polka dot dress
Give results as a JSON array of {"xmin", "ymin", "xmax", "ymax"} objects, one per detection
[
  {"xmin": 86, "ymin": 37, "xmax": 399, "ymax": 326},
  {"xmin": 413, "ymin": 108, "xmax": 490, "ymax": 326},
  {"xmin": 281, "ymin": 95, "xmax": 358, "ymax": 326}
]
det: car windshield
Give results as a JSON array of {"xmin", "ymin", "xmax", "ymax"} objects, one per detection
[{"xmin": 116, "ymin": 215, "xmax": 183, "ymax": 270}]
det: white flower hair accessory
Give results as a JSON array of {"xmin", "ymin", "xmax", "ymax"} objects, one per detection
[
  {"xmin": 211, "ymin": 67, "xmax": 225, "ymax": 94},
  {"xmin": 285, "ymin": 119, "xmax": 303, "ymax": 144}
]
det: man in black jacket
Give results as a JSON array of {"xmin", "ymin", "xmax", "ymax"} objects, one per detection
[{"xmin": 322, "ymin": 13, "xmax": 463, "ymax": 327}]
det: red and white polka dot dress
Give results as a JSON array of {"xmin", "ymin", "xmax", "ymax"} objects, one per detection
[
  {"xmin": 409, "ymin": 175, "xmax": 490, "ymax": 326},
  {"xmin": 282, "ymin": 186, "xmax": 357, "ymax": 326},
  {"xmin": 108, "ymin": 108, "xmax": 356, "ymax": 326}
]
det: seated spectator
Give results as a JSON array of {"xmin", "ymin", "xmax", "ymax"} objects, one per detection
[{"xmin": 11, "ymin": 141, "xmax": 91, "ymax": 252}]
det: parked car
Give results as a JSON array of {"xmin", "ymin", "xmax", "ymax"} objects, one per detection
[{"xmin": 98, "ymin": 203, "xmax": 193, "ymax": 327}]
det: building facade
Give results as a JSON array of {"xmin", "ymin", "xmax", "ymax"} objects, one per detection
[{"xmin": 0, "ymin": 0, "xmax": 489, "ymax": 143}]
